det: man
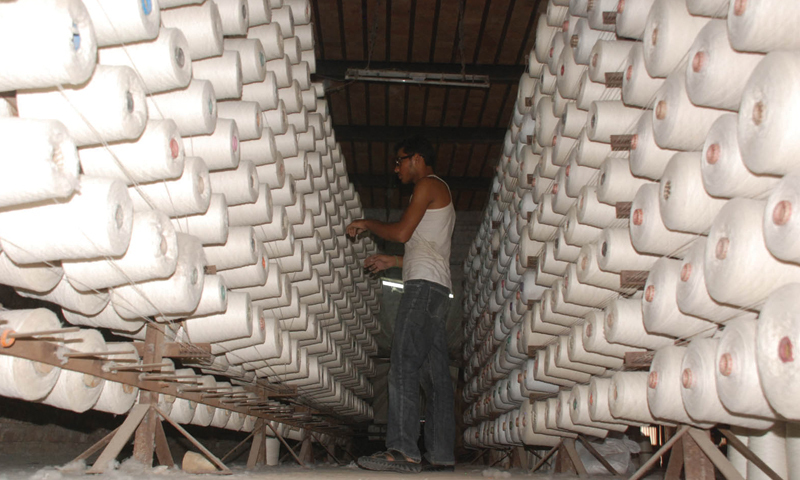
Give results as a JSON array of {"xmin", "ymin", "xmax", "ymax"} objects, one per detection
[{"xmin": 346, "ymin": 136, "xmax": 457, "ymax": 473}]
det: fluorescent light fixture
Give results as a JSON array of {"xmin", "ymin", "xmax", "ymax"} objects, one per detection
[
  {"xmin": 381, "ymin": 279, "xmax": 454, "ymax": 298},
  {"xmin": 345, "ymin": 68, "xmax": 490, "ymax": 89}
]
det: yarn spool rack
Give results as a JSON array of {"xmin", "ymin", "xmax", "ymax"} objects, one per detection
[{"xmin": 0, "ymin": 323, "xmax": 351, "ymax": 473}]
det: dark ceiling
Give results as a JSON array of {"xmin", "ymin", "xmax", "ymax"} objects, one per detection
[{"xmin": 309, "ymin": 0, "xmax": 545, "ymax": 211}]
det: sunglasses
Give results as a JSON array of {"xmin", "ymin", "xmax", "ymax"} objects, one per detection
[{"xmin": 395, "ymin": 154, "xmax": 413, "ymax": 166}]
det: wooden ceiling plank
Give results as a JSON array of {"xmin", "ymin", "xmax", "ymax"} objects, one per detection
[
  {"xmin": 406, "ymin": 85, "xmax": 426, "ymax": 126},
  {"xmin": 513, "ymin": 5, "xmax": 541, "ymax": 64},
  {"xmin": 453, "ymin": 0, "xmax": 488, "ymax": 64},
  {"xmin": 470, "ymin": 0, "xmax": 495, "ymax": 64},
  {"xmin": 368, "ymin": 83, "xmax": 387, "ymax": 127},
  {"xmin": 341, "ymin": 0, "xmax": 367, "ymax": 61},
  {"xmin": 495, "ymin": 83, "xmax": 517, "ymax": 128},
  {"xmin": 427, "ymin": 0, "xmax": 442, "ymax": 62},
  {"xmin": 353, "ymin": 141, "xmax": 371, "ymax": 177},
  {"xmin": 423, "ymin": 86, "xmax": 447, "ymax": 127},
  {"xmin": 433, "ymin": 0, "xmax": 460, "ymax": 63},
  {"xmin": 465, "ymin": 143, "xmax": 490, "ymax": 177},
  {"xmin": 342, "ymin": 141, "xmax": 356, "ymax": 174},
  {"xmin": 484, "ymin": 0, "xmax": 516, "ymax": 65},
  {"xmin": 336, "ymin": 0, "xmax": 349, "ymax": 59},
  {"xmin": 389, "ymin": 0, "xmax": 410, "ymax": 62},
  {"xmin": 438, "ymin": 86, "xmax": 452, "ymax": 127},
  {"xmin": 371, "ymin": 140, "xmax": 388, "ymax": 176},
  {"xmin": 410, "ymin": 0, "xmax": 436, "ymax": 62},
  {"xmin": 311, "ymin": 1, "xmax": 326, "ymax": 59},
  {"xmin": 479, "ymin": 83, "xmax": 510, "ymax": 128},
  {"xmin": 334, "ymin": 125, "xmax": 506, "ymax": 142},
  {"xmin": 481, "ymin": 143, "xmax": 503, "ymax": 177},
  {"xmin": 460, "ymin": 89, "xmax": 487, "ymax": 128},
  {"xmin": 496, "ymin": 0, "xmax": 534, "ymax": 64},
  {"xmin": 435, "ymin": 142, "xmax": 455, "ymax": 178},
  {"xmin": 317, "ymin": 0, "xmax": 344, "ymax": 60},
  {"xmin": 385, "ymin": 0, "xmax": 392, "ymax": 61},
  {"xmin": 388, "ymin": 84, "xmax": 406, "ymax": 127},
  {"xmin": 443, "ymin": 88, "xmax": 468, "ymax": 127},
  {"xmin": 348, "ymin": 83, "xmax": 368, "ymax": 125},
  {"xmin": 365, "ymin": 0, "xmax": 387, "ymax": 62},
  {"xmin": 448, "ymin": 143, "xmax": 475, "ymax": 177},
  {"xmin": 327, "ymin": 87, "xmax": 350, "ymax": 126},
  {"xmin": 406, "ymin": 0, "xmax": 417, "ymax": 62}
]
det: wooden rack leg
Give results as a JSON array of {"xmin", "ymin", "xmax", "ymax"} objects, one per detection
[
  {"xmin": 221, "ymin": 430, "xmax": 256, "ymax": 463},
  {"xmin": 87, "ymin": 404, "xmax": 150, "ymax": 474},
  {"xmin": 299, "ymin": 435, "xmax": 314, "ymax": 465},
  {"xmin": 246, "ymin": 420, "xmax": 266, "ymax": 470},
  {"xmin": 153, "ymin": 420, "xmax": 174, "ymax": 468},
  {"xmin": 155, "ymin": 406, "xmax": 232, "ymax": 475},
  {"xmin": 488, "ymin": 449, "xmax": 513, "ymax": 468},
  {"xmin": 469, "ymin": 448, "xmax": 490, "ymax": 465},
  {"xmin": 665, "ymin": 437, "xmax": 684, "ymax": 480},
  {"xmin": 686, "ymin": 428, "xmax": 744, "ymax": 480},
  {"xmin": 578, "ymin": 434, "xmax": 620, "ymax": 476},
  {"xmin": 719, "ymin": 429, "xmax": 784, "ymax": 480},
  {"xmin": 73, "ymin": 426, "xmax": 121, "ymax": 463},
  {"xmin": 531, "ymin": 441, "xmax": 562, "ymax": 473},
  {"xmin": 562, "ymin": 438, "xmax": 589, "ymax": 478},
  {"xmin": 310, "ymin": 433, "xmax": 344, "ymax": 466},
  {"xmin": 132, "ymin": 325, "xmax": 165, "ymax": 467},
  {"xmin": 629, "ymin": 425, "xmax": 691, "ymax": 480},
  {"xmin": 684, "ymin": 430, "xmax": 717, "ymax": 480},
  {"xmin": 266, "ymin": 422, "xmax": 306, "ymax": 467}
]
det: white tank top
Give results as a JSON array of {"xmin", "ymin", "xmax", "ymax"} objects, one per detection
[{"xmin": 402, "ymin": 175, "xmax": 456, "ymax": 290}]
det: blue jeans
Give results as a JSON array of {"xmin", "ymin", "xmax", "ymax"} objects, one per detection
[{"xmin": 386, "ymin": 279, "xmax": 455, "ymax": 465}]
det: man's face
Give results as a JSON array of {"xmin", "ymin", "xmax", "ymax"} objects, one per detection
[{"xmin": 394, "ymin": 148, "xmax": 415, "ymax": 183}]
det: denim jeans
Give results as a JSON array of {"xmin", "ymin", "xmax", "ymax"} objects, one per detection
[{"xmin": 385, "ymin": 279, "xmax": 455, "ymax": 465}]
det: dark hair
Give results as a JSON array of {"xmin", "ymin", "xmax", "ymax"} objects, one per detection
[{"xmin": 395, "ymin": 135, "xmax": 436, "ymax": 168}]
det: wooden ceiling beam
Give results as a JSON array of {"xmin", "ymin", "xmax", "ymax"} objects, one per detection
[
  {"xmin": 314, "ymin": 60, "xmax": 527, "ymax": 84},
  {"xmin": 333, "ymin": 125, "xmax": 506, "ymax": 143},
  {"xmin": 349, "ymin": 174, "xmax": 492, "ymax": 191}
]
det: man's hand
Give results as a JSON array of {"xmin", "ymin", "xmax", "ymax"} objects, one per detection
[
  {"xmin": 364, "ymin": 254, "xmax": 396, "ymax": 274},
  {"xmin": 346, "ymin": 219, "xmax": 368, "ymax": 239}
]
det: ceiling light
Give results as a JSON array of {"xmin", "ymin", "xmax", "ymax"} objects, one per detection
[{"xmin": 345, "ymin": 68, "xmax": 490, "ymax": 89}]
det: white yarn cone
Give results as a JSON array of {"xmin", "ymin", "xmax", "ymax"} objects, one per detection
[
  {"xmin": 0, "ymin": 0, "xmax": 97, "ymax": 91},
  {"xmin": 93, "ymin": 342, "xmax": 139, "ymax": 415},
  {"xmin": 597, "ymin": 157, "xmax": 653, "ymax": 205},
  {"xmin": 17, "ymin": 65, "xmax": 148, "ymax": 147},
  {"xmin": 42, "ymin": 329, "xmax": 106, "ymax": 413},
  {"xmin": 0, "ymin": 176, "xmax": 133, "ymax": 264},
  {"xmin": 78, "ymin": 119, "xmax": 185, "ymax": 185},
  {"xmin": 659, "ymin": 152, "xmax": 726, "ymax": 234},
  {"xmin": 160, "ymin": 1, "xmax": 223, "ymax": 60},
  {"xmin": 676, "ymin": 237, "xmax": 756, "ymax": 323},
  {"xmin": 184, "ymin": 118, "xmax": 240, "ymax": 172},
  {"xmin": 0, "ymin": 252, "xmax": 63, "ymax": 293},
  {"xmin": 0, "ymin": 309, "xmax": 63, "ymax": 401},
  {"xmin": 128, "ymin": 157, "xmax": 212, "ymax": 217},
  {"xmin": 705, "ymin": 198, "xmax": 800, "ymax": 309},
  {"xmin": 726, "ymin": 0, "xmax": 800, "ymax": 53},
  {"xmin": 82, "ymin": 0, "xmax": 160, "ymax": 47},
  {"xmin": 685, "ymin": 20, "xmax": 764, "ymax": 111},
  {"xmin": 629, "ymin": 114, "xmax": 677, "ymax": 181},
  {"xmin": 701, "ymin": 114, "xmax": 778, "ymax": 200},
  {"xmin": 99, "ymin": 27, "xmax": 192, "ymax": 94},
  {"xmin": 587, "ymin": 101, "xmax": 643, "ymax": 143},
  {"xmin": 596, "ymin": 227, "xmax": 659, "ymax": 273},
  {"xmin": 642, "ymin": 257, "xmax": 716, "ymax": 338},
  {"xmin": 680, "ymin": 338, "xmax": 773, "ymax": 429},
  {"xmin": 642, "ymin": 0, "xmax": 710, "ymax": 78},
  {"xmin": 62, "ymin": 210, "xmax": 178, "ymax": 290},
  {"xmin": 756, "ymin": 284, "xmax": 800, "ymax": 421},
  {"xmin": 615, "ymin": 0, "xmax": 656, "ymax": 40},
  {"xmin": 609, "ymin": 371, "xmax": 660, "ymax": 424},
  {"xmin": 208, "ymin": 161, "xmax": 259, "ymax": 206},
  {"xmin": 738, "ymin": 52, "xmax": 800, "ymax": 177},
  {"xmin": 716, "ymin": 317, "xmax": 778, "ymax": 419},
  {"xmin": 224, "ymin": 38, "xmax": 268, "ymax": 84},
  {"xmin": 0, "ymin": 118, "xmax": 80, "ymax": 207},
  {"xmin": 630, "ymin": 184, "xmax": 695, "ymax": 257},
  {"xmin": 192, "ymin": 50, "xmax": 243, "ymax": 100},
  {"xmin": 652, "ymin": 69, "xmax": 725, "ymax": 151},
  {"xmin": 147, "ymin": 80, "xmax": 218, "ymax": 136},
  {"xmin": 111, "ymin": 233, "xmax": 205, "ymax": 318},
  {"xmin": 647, "ymin": 345, "xmax": 710, "ymax": 425},
  {"xmin": 171, "ymin": 194, "xmax": 229, "ymax": 246},
  {"xmin": 605, "ymin": 297, "xmax": 674, "ymax": 350}
]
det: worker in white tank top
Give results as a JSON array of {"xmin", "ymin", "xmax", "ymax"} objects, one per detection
[{"xmin": 346, "ymin": 136, "xmax": 457, "ymax": 473}]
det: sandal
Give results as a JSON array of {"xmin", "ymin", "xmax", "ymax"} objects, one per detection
[{"xmin": 357, "ymin": 450, "xmax": 422, "ymax": 473}]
